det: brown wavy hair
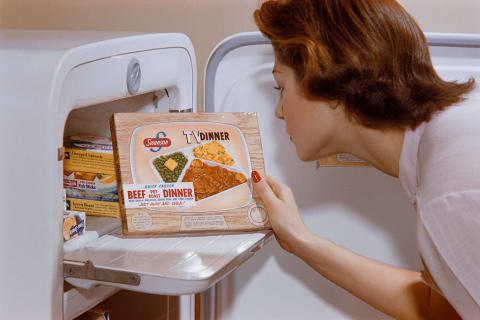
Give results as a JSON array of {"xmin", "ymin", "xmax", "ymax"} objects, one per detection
[{"xmin": 254, "ymin": 0, "xmax": 475, "ymax": 130}]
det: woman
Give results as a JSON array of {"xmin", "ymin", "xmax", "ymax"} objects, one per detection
[{"xmin": 250, "ymin": 0, "xmax": 480, "ymax": 319}]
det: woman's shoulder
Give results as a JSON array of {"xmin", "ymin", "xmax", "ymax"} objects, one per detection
[
  {"xmin": 422, "ymin": 91, "xmax": 480, "ymax": 140},
  {"xmin": 417, "ymin": 91, "xmax": 480, "ymax": 202},
  {"xmin": 415, "ymin": 92, "xmax": 480, "ymax": 309}
]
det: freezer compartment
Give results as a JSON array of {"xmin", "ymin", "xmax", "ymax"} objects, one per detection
[
  {"xmin": 65, "ymin": 92, "xmax": 171, "ymax": 139},
  {"xmin": 60, "ymin": 64, "xmax": 189, "ymax": 313},
  {"xmin": 62, "ymin": 93, "xmax": 167, "ymax": 219},
  {"xmin": 60, "ymin": 94, "xmax": 145, "ymax": 268}
]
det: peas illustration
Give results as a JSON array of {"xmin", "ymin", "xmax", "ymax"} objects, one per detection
[{"xmin": 153, "ymin": 152, "xmax": 187, "ymax": 182}]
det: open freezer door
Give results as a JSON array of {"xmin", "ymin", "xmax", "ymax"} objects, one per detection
[
  {"xmin": 203, "ymin": 32, "xmax": 480, "ymax": 319},
  {"xmin": 64, "ymin": 223, "xmax": 271, "ymax": 295}
]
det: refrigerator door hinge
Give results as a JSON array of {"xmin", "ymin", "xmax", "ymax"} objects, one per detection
[{"xmin": 64, "ymin": 260, "xmax": 140, "ymax": 286}]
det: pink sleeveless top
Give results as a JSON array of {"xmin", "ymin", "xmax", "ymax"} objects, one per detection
[{"xmin": 398, "ymin": 92, "xmax": 480, "ymax": 318}]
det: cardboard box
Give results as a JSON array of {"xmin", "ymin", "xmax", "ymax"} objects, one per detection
[
  {"xmin": 65, "ymin": 190, "xmax": 120, "ymax": 218},
  {"xmin": 110, "ymin": 112, "xmax": 270, "ymax": 236},
  {"xmin": 63, "ymin": 170, "xmax": 117, "ymax": 193},
  {"xmin": 63, "ymin": 210, "xmax": 86, "ymax": 241},
  {"xmin": 63, "ymin": 136, "xmax": 120, "ymax": 218},
  {"xmin": 63, "ymin": 136, "xmax": 116, "ymax": 175}
]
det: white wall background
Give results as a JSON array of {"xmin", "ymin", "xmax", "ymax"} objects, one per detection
[
  {"xmin": 400, "ymin": 0, "xmax": 480, "ymax": 33},
  {"xmin": 1, "ymin": 0, "xmax": 479, "ymax": 110}
]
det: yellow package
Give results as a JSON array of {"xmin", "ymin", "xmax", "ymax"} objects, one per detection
[
  {"xmin": 63, "ymin": 136, "xmax": 116, "ymax": 176},
  {"xmin": 63, "ymin": 136, "xmax": 120, "ymax": 218},
  {"xmin": 65, "ymin": 192, "xmax": 120, "ymax": 218}
]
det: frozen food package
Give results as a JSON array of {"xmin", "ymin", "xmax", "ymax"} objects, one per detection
[
  {"xmin": 110, "ymin": 112, "xmax": 270, "ymax": 236},
  {"xmin": 63, "ymin": 210, "xmax": 86, "ymax": 241},
  {"xmin": 63, "ymin": 136, "xmax": 120, "ymax": 218},
  {"xmin": 63, "ymin": 170, "xmax": 117, "ymax": 194},
  {"xmin": 65, "ymin": 189, "xmax": 120, "ymax": 218},
  {"xmin": 63, "ymin": 136, "xmax": 116, "ymax": 175}
]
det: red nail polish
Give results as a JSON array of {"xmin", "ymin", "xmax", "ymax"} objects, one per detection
[{"xmin": 251, "ymin": 170, "xmax": 261, "ymax": 183}]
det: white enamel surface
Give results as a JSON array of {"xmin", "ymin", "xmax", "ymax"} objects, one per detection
[
  {"xmin": 0, "ymin": 30, "xmax": 196, "ymax": 319},
  {"xmin": 64, "ymin": 285, "xmax": 119, "ymax": 320},
  {"xmin": 63, "ymin": 216, "xmax": 121, "ymax": 253},
  {"xmin": 64, "ymin": 229, "xmax": 271, "ymax": 295},
  {"xmin": 209, "ymin": 33, "xmax": 479, "ymax": 320}
]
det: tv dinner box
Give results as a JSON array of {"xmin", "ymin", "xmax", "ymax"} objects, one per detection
[{"xmin": 110, "ymin": 112, "xmax": 270, "ymax": 236}]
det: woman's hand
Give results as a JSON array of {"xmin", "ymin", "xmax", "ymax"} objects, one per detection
[{"xmin": 251, "ymin": 170, "xmax": 312, "ymax": 254}]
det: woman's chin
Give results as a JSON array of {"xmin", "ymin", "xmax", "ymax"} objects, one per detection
[
  {"xmin": 295, "ymin": 145, "xmax": 333, "ymax": 162},
  {"xmin": 295, "ymin": 149, "xmax": 317, "ymax": 162}
]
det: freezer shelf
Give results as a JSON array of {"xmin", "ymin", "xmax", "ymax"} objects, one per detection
[
  {"xmin": 64, "ymin": 216, "xmax": 121, "ymax": 253},
  {"xmin": 64, "ymin": 228, "xmax": 272, "ymax": 295}
]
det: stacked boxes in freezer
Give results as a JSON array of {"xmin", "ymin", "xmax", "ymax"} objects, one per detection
[{"xmin": 63, "ymin": 136, "xmax": 120, "ymax": 218}]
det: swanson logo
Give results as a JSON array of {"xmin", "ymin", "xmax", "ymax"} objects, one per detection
[{"xmin": 143, "ymin": 131, "xmax": 171, "ymax": 152}]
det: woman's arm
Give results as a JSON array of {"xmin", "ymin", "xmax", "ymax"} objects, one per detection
[
  {"xmin": 251, "ymin": 172, "xmax": 460, "ymax": 320},
  {"xmin": 297, "ymin": 232, "xmax": 459, "ymax": 320}
]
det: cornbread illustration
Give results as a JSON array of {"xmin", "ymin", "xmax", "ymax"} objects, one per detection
[{"xmin": 193, "ymin": 141, "xmax": 234, "ymax": 166}]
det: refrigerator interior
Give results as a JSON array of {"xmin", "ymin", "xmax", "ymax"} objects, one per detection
[
  {"xmin": 63, "ymin": 92, "xmax": 168, "ymax": 319},
  {"xmin": 207, "ymin": 32, "xmax": 480, "ymax": 320}
]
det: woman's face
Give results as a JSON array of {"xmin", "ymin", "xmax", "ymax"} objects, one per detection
[{"xmin": 272, "ymin": 61, "xmax": 346, "ymax": 161}]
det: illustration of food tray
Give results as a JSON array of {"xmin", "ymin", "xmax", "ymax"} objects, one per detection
[
  {"xmin": 127, "ymin": 121, "xmax": 254, "ymax": 213},
  {"xmin": 148, "ymin": 141, "xmax": 251, "ymax": 209},
  {"xmin": 110, "ymin": 113, "xmax": 269, "ymax": 236}
]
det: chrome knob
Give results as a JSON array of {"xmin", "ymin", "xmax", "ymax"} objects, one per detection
[{"xmin": 126, "ymin": 58, "xmax": 141, "ymax": 95}]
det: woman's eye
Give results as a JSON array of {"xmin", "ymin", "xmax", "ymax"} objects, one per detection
[{"xmin": 273, "ymin": 86, "xmax": 284, "ymax": 94}]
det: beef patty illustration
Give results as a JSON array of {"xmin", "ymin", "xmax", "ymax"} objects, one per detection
[{"xmin": 182, "ymin": 159, "xmax": 247, "ymax": 201}]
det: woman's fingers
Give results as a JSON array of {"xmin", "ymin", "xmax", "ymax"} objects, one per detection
[
  {"xmin": 265, "ymin": 175, "xmax": 292, "ymax": 201},
  {"xmin": 251, "ymin": 170, "xmax": 309, "ymax": 255},
  {"xmin": 251, "ymin": 170, "xmax": 278, "ymax": 206},
  {"xmin": 251, "ymin": 171, "xmax": 292, "ymax": 203}
]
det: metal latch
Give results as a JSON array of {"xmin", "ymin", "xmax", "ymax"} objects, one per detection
[{"xmin": 64, "ymin": 260, "xmax": 140, "ymax": 286}]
